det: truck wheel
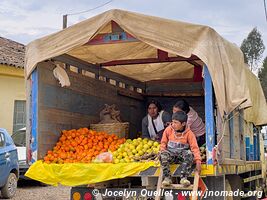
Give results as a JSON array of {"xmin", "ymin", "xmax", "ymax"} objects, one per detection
[
  {"xmin": 1, "ymin": 173, "xmax": 17, "ymax": 199},
  {"xmin": 225, "ymin": 179, "xmax": 233, "ymax": 200}
]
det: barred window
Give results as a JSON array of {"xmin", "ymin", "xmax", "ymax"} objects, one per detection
[{"xmin": 13, "ymin": 100, "xmax": 26, "ymax": 132}]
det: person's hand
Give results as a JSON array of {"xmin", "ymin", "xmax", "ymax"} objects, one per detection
[
  {"xmin": 195, "ymin": 163, "xmax": 201, "ymax": 174},
  {"xmin": 157, "ymin": 150, "xmax": 164, "ymax": 159},
  {"xmin": 155, "ymin": 134, "xmax": 159, "ymax": 140}
]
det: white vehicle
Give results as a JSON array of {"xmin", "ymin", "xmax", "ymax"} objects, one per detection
[{"xmin": 11, "ymin": 127, "xmax": 28, "ymax": 179}]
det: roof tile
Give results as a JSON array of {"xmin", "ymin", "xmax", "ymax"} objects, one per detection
[{"xmin": 0, "ymin": 37, "xmax": 25, "ymax": 68}]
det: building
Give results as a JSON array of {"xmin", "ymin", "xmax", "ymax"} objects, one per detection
[{"xmin": 0, "ymin": 37, "xmax": 25, "ymax": 134}]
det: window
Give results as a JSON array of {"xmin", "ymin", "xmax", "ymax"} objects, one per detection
[
  {"xmin": 13, "ymin": 100, "xmax": 26, "ymax": 132},
  {"xmin": 0, "ymin": 132, "xmax": 5, "ymax": 147},
  {"xmin": 11, "ymin": 130, "xmax": 26, "ymax": 146}
]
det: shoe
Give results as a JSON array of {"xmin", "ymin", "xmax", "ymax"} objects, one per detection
[
  {"xmin": 162, "ymin": 177, "xmax": 172, "ymax": 186},
  {"xmin": 180, "ymin": 177, "xmax": 191, "ymax": 186}
]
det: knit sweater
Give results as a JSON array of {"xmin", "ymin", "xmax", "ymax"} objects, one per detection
[{"xmin": 160, "ymin": 126, "xmax": 201, "ymax": 164}]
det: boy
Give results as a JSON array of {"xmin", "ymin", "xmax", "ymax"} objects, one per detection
[{"xmin": 160, "ymin": 111, "xmax": 201, "ymax": 186}]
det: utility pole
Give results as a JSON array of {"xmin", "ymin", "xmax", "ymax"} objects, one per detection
[
  {"xmin": 62, "ymin": 14, "xmax": 70, "ymax": 70},
  {"xmin": 264, "ymin": 0, "xmax": 267, "ymax": 22},
  {"xmin": 63, "ymin": 14, "xmax": 68, "ymax": 29}
]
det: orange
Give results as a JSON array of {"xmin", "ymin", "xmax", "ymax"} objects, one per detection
[{"xmin": 43, "ymin": 128, "xmax": 126, "ymax": 164}]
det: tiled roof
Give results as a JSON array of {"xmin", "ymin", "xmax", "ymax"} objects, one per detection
[{"xmin": 0, "ymin": 37, "xmax": 25, "ymax": 68}]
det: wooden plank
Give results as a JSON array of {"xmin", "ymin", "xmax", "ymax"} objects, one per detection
[
  {"xmin": 101, "ymin": 55, "xmax": 200, "ymax": 66},
  {"xmin": 229, "ymin": 112, "xmax": 235, "ymax": 159},
  {"xmin": 39, "ymin": 131, "xmax": 60, "ymax": 141},
  {"xmin": 155, "ymin": 168, "xmax": 163, "ymax": 200},
  {"xmin": 144, "ymin": 91, "xmax": 203, "ymax": 97},
  {"xmin": 39, "ymin": 83, "xmax": 120, "ymax": 116},
  {"xmin": 245, "ymin": 122, "xmax": 254, "ymax": 142},
  {"xmin": 216, "ymin": 107, "xmax": 223, "ymax": 137},
  {"xmin": 233, "ymin": 110, "xmax": 241, "ymax": 160},
  {"xmin": 221, "ymin": 158, "xmax": 245, "ymax": 165},
  {"xmin": 243, "ymin": 175, "xmax": 262, "ymax": 183},
  {"xmin": 145, "ymin": 79, "xmax": 194, "ymax": 83},
  {"xmin": 219, "ymin": 135, "xmax": 231, "ymax": 151},
  {"xmin": 38, "ymin": 121, "xmax": 72, "ymax": 133},
  {"xmin": 53, "ymin": 54, "xmax": 145, "ymax": 90},
  {"xmin": 260, "ymin": 133, "xmax": 266, "ymax": 181},
  {"xmin": 217, "ymin": 117, "xmax": 231, "ymax": 162},
  {"xmin": 117, "ymin": 88, "xmax": 144, "ymax": 101},
  {"xmin": 146, "ymin": 82, "xmax": 203, "ymax": 93},
  {"xmin": 162, "ymin": 184, "xmax": 194, "ymax": 190},
  {"xmin": 192, "ymin": 171, "xmax": 200, "ymax": 200},
  {"xmin": 39, "ymin": 107, "xmax": 99, "ymax": 126}
]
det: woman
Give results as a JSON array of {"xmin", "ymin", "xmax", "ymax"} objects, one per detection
[
  {"xmin": 173, "ymin": 99, "xmax": 206, "ymax": 147},
  {"xmin": 142, "ymin": 100, "xmax": 171, "ymax": 141}
]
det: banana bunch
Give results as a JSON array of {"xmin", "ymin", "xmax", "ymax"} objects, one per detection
[{"xmin": 133, "ymin": 152, "xmax": 159, "ymax": 162}]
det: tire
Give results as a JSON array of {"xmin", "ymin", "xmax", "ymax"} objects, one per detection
[
  {"xmin": 225, "ymin": 179, "xmax": 234, "ymax": 200},
  {"xmin": 1, "ymin": 173, "xmax": 17, "ymax": 199},
  {"xmin": 226, "ymin": 175, "xmax": 243, "ymax": 200},
  {"xmin": 39, "ymin": 181, "xmax": 48, "ymax": 187}
]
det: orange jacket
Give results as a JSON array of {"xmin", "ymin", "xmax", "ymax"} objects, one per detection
[{"xmin": 160, "ymin": 126, "xmax": 201, "ymax": 164}]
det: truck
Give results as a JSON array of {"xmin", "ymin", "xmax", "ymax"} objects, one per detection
[{"xmin": 25, "ymin": 9, "xmax": 267, "ymax": 200}]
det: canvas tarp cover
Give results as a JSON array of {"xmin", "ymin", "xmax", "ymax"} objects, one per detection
[
  {"xmin": 243, "ymin": 67, "xmax": 267, "ymax": 125},
  {"xmin": 25, "ymin": 9, "xmax": 267, "ymax": 124}
]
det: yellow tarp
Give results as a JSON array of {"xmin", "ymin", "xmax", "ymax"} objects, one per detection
[
  {"xmin": 25, "ymin": 160, "xmax": 158, "ymax": 186},
  {"xmin": 244, "ymin": 66, "xmax": 267, "ymax": 125}
]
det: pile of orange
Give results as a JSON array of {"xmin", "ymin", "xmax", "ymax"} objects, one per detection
[{"xmin": 43, "ymin": 128, "xmax": 126, "ymax": 164}]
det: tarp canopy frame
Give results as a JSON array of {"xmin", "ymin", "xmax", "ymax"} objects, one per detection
[{"xmin": 25, "ymin": 9, "xmax": 267, "ymax": 125}]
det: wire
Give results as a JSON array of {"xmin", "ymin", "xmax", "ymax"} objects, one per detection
[
  {"xmin": 67, "ymin": 0, "xmax": 113, "ymax": 16},
  {"xmin": 264, "ymin": 0, "xmax": 267, "ymax": 22}
]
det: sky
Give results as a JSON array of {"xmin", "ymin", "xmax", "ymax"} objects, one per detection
[{"xmin": 0, "ymin": 0, "xmax": 266, "ymax": 59}]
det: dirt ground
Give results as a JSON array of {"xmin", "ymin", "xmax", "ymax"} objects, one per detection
[{"xmin": 0, "ymin": 180, "xmax": 71, "ymax": 200}]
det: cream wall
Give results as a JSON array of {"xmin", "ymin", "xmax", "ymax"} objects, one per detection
[{"xmin": 0, "ymin": 65, "xmax": 25, "ymax": 134}]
